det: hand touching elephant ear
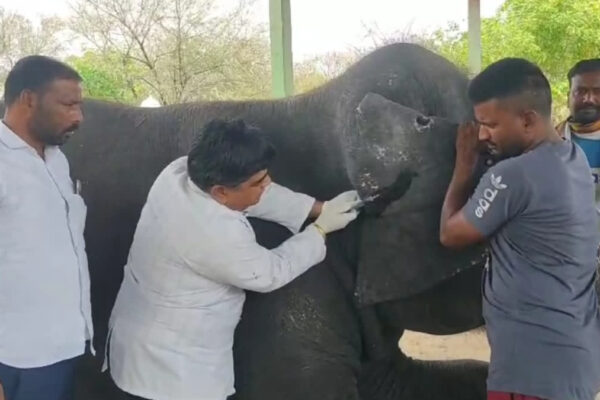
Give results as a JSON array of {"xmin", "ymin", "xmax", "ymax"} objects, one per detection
[{"xmin": 347, "ymin": 93, "xmax": 489, "ymax": 306}]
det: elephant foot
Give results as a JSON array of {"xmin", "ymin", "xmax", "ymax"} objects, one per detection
[{"xmin": 358, "ymin": 354, "xmax": 488, "ymax": 400}]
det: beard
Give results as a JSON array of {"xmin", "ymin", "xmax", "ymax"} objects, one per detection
[
  {"xmin": 29, "ymin": 115, "xmax": 78, "ymax": 146},
  {"xmin": 493, "ymin": 141, "xmax": 526, "ymax": 161},
  {"xmin": 571, "ymin": 104, "xmax": 600, "ymax": 125}
]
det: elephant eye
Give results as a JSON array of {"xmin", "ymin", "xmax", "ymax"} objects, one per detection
[{"xmin": 415, "ymin": 115, "xmax": 432, "ymax": 127}]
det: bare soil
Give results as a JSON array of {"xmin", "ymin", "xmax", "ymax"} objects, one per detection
[{"xmin": 401, "ymin": 329, "xmax": 600, "ymax": 400}]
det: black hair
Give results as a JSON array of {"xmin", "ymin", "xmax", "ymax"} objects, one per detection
[
  {"xmin": 4, "ymin": 55, "xmax": 82, "ymax": 106},
  {"xmin": 187, "ymin": 119, "xmax": 276, "ymax": 191},
  {"xmin": 567, "ymin": 59, "xmax": 600, "ymax": 85},
  {"xmin": 468, "ymin": 58, "xmax": 552, "ymax": 117}
]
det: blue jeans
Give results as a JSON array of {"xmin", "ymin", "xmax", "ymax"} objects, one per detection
[{"xmin": 0, "ymin": 357, "xmax": 78, "ymax": 400}]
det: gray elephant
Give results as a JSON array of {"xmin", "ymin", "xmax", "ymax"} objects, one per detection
[{"xmin": 62, "ymin": 43, "xmax": 490, "ymax": 400}]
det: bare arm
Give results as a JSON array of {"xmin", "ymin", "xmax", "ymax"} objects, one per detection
[
  {"xmin": 309, "ymin": 201, "xmax": 323, "ymax": 219},
  {"xmin": 440, "ymin": 122, "xmax": 486, "ymax": 248}
]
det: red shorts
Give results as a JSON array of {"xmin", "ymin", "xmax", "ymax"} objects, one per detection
[{"xmin": 488, "ymin": 392, "xmax": 545, "ymax": 400}]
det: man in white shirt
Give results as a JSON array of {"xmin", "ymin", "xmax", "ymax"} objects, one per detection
[
  {"xmin": 0, "ymin": 56, "xmax": 92, "ymax": 400},
  {"xmin": 106, "ymin": 119, "xmax": 360, "ymax": 400}
]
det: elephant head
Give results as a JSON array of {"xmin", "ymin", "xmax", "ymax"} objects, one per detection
[{"xmin": 345, "ymin": 92, "xmax": 488, "ymax": 306}]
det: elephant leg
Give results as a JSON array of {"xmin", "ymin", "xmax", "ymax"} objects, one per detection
[
  {"xmin": 358, "ymin": 350, "xmax": 488, "ymax": 400},
  {"xmin": 232, "ymin": 264, "xmax": 363, "ymax": 400},
  {"xmin": 74, "ymin": 353, "xmax": 128, "ymax": 400}
]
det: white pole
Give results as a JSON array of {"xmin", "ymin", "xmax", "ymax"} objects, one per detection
[{"xmin": 468, "ymin": 0, "xmax": 482, "ymax": 76}]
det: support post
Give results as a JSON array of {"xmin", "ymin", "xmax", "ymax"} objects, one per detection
[
  {"xmin": 468, "ymin": 0, "xmax": 482, "ymax": 76},
  {"xmin": 269, "ymin": 0, "xmax": 294, "ymax": 98}
]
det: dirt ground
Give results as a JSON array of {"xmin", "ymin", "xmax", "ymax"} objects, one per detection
[{"xmin": 401, "ymin": 330, "xmax": 600, "ymax": 400}]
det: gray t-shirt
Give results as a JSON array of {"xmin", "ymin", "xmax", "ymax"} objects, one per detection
[{"xmin": 464, "ymin": 140, "xmax": 600, "ymax": 400}]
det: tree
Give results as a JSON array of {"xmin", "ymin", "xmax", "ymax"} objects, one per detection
[
  {"xmin": 67, "ymin": 51, "xmax": 149, "ymax": 104},
  {"xmin": 359, "ymin": 21, "xmax": 429, "ymax": 50},
  {"xmin": 69, "ymin": 0, "xmax": 272, "ymax": 104},
  {"xmin": 0, "ymin": 8, "xmax": 65, "ymax": 87},
  {"xmin": 294, "ymin": 51, "xmax": 359, "ymax": 94},
  {"xmin": 294, "ymin": 23, "xmax": 431, "ymax": 94},
  {"xmin": 429, "ymin": 0, "xmax": 600, "ymax": 121}
]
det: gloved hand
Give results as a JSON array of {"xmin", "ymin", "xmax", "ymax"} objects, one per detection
[{"xmin": 313, "ymin": 190, "xmax": 361, "ymax": 234}]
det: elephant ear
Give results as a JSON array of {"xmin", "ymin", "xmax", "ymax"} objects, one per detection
[
  {"xmin": 355, "ymin": 203, "xmax": 487, "ymax": 305},
  {"xmin": 350, "ymin": 93, "xmax": 488, "ymax": 306}
]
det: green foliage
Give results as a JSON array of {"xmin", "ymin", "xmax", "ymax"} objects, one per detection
[
  {"xmin": 69, "ymin": 0, "xmax": 272, "ymax": 104},
  {"xmin": 429, "ymin": 0, "xmax": 600, "ymax": 121},
  {"xmin": 294, "ymin": 63, "xmax": 330, "ymax": 94},
  {"xmin": 67, "ymin": 51, "xmax": 149, "ymax": 104}
]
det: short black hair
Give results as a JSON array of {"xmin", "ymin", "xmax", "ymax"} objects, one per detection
[
  {"xmin": 4, "ymin": 55, "xmax": 82, "ymax": 106},
  {"xmin": 187, "ymin": 119, "xmax": 276, "ymax": 191},
  {"xmin": 568, "ymin": 59, "xmax": 600, "ymax": 85},
  {"xmin": 468, "ymin": 58, "xmax": 552, "ymax": 117}
]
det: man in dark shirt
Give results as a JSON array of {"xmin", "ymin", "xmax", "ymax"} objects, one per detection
[
  {"xmin": 556, "ymin": 59, "xmax": 600, "ymax": 229},
  {"xmin": 439, "ymin": 58, "xmax": 600, "ymax": 400}
]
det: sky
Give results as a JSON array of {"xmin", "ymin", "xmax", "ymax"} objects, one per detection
[{"xmin": 0, "ymin": 0, "xmax": 506, "ymax": 60}]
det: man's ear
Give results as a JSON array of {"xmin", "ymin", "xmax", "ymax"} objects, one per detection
[
  {"xmin": 209, "ymin": 185, "xmax": 228, "ymax": 203},
  {"xmin": 521, "ymin": 109, "xmax": 541, "ymax": 131},
  {"xmin": 20, "ymin": 89, "xmax": 36, "ymax": 110},
  {"xmin": 566, "ymin": 85, "xmax": 573, "ymax": 110}
]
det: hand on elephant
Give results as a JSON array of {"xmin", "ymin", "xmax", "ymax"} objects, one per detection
[
  {"xmin": 314, "ymin": 190, "xmax": 361, "ymax": 234},
  {"xmin": 455, "ymin": 121, "xmax": 481, "ymax": 170}
]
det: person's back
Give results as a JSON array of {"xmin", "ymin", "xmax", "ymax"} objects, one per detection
[
  {"xmin": 108, "ymin": 158, "xmax": 254, "ymax": 398},
  {"xmin": 480, "ymin": 140, "xmax": 600, "ymax": 400}
]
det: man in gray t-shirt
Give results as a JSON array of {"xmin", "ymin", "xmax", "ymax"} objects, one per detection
[{"xmin": 440, "ymin": 58, "xmax": 600, "ymax": 400}]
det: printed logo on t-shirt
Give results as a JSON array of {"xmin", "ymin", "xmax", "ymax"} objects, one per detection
[
  {"xmin": 475, "ymin": 174, "xmax": 508, "ymax": 218},
  {"xmin": 490, "ymin": 173, "xmax": 507, "ymax": 190}
]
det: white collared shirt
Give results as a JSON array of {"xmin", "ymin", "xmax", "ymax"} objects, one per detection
[
  {"xmin": 106, "ymin": 156, "xmax": 326, "ymax": 400},
  {"xmin": 0, "ymin": 122, "xmax": 93, "ymax": 368}
]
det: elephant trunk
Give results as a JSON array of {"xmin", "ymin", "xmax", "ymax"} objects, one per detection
[{"xmin": 358, "ymin": 350, "xmax": 488, "ymax": 400}]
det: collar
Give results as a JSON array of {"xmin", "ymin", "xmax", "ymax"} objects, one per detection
[
  {"xmin": 186, "ymin": 175, "xmax": 242, "ymax": 218},
  {"xmin": 567, "ymin": 116, "xmax": 600, "ymax": 134},
  {"xmin": 0, "ymin": 121, "xmax": 30, "ymax": 150},
  {"xmin": 0, "ymin": 121, "xmax": 61, "ymax": 159}
]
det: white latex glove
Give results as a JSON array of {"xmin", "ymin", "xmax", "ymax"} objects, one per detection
[{"xmin": 313, "ymin": 190, "xmax": 361, "ymax": 234}]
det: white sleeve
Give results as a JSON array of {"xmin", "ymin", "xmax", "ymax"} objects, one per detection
[
  {"xmin": 184, "ymin": 223, "xmax": 326, "ymax": 293},
  {"xmin": 245, "ymin": 183, "xmax": 316, "ymax": 233},
  {"xmin": 0, "ymin": 173, "xmax": 6, "ymax": 206}
]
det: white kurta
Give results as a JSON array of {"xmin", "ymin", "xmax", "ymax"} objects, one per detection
[
  {"xmin": 106, "ymin": 156, "xmax": 326, "ymax": 400},
  {"xmin": 0, "ymin": 122, "xmax": 92, "ymax": 368}
]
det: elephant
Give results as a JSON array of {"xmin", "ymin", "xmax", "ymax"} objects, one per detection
[{"xmin": 58, "ymin": 43, "xmax": 492, "ymax": 399}]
